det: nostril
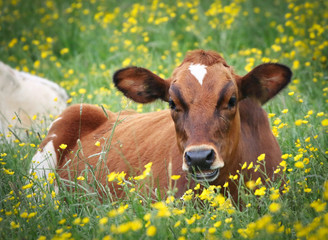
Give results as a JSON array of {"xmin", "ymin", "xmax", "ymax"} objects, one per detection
[
  {"xmin": 185, "ymin": 149, "xmax": 216, "ymax": 169},
  {"xmin": 185, "ymin": 152, "xmax": 192, "ymax": 166},
  {"xmin": 205, "ymin": 149, "xmax": 215, "ymax": 165}
]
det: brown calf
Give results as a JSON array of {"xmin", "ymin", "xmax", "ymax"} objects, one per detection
[{"xmin": 31, "ymin": 50, "xmax": 291, "ymax": 200}]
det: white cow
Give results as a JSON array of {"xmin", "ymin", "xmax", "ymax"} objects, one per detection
[{"xmin": 0, "ymin": 61, "xmax": 69, "ymax": 141}]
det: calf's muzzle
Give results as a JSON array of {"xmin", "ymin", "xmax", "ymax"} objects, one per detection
[
  {"xmin": 183, "ymin": 147, "xmax": 221, "ymax": 183},
  {"xmin": 185, "ymin": 149, "xmax": 215, "ymax": 169}
]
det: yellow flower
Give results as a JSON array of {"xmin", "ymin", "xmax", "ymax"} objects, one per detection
[
  {"xmin": 199, "ymin": 188, "xmax": 212, "ymax": 201},
  {"xmin": 171, "ymin": 175, "xmax": 181, "ymax": 180},
  {"xmin": 117, "ymin": 172, "xmax": 126, "ymax": 182},
  {"xmin": 73, "ymin": 217, "xmax": 81, "ymax": 225},
  {"xmin": 255, "ymin": 187, "xmax": 266, "ymax": 196},
  {"xmin": 255, "ymin": 177, "xmax": 262, "ymax": 185},
  {"xmin": 248, "ymin": 162, "xmax": 253, "ymax": 169},
  {"xmin": 3, "ymin": 168, "xmax": 15, "ymax": 175},
  {"xmin": 294, "ymin": 161, "xmax": 304, "ymax": 169},
  {"xmin": 79, "ymin": 88, "xmax": 86, "ymax": 94},
  {"xmin": 257, "ymin": 153, "xmax": 265, "ymax": 161},
  {"xmin": 146, "ymin": 225, "xmax": 157, "ymax": 237},
  {"xmin": 103, "ymin": 235, "xmax": 113, "ymax": 240},
  {"xmin": 214, "ymin": 221, "xmax": 222, "ymax": 228},
  {"xmin": 10, "ymin": 221, "xmax": 20, "ymax": 229},
  {"xmin": 292, "ymin": 60, "xmax": 300, "ymax": 69},
  {"xmin": 310, "ymin": 199, "xmax": 326, "ymax": 212},
  {"xmin": 281, "ymin": 109, "xmax": 288, "ymax": 114},
  {"xmin": 99, "ymin": 217, "xmax": 108, "ymax": 225},
  {"xmin": 208, "ymin": 227, "xmax": 216, "ymax": 234},
  {"xmin": 270, "ymin": 191, "xmax": 280, "ymax": 200},
  {"xmin": 174, "ymin": 221, "xmax": 181, "ymax": 228},
  {"xmin": 273, "ymin": 118, "xmax": 281, "ymax": 125},
  {"xmin": 100, "ymin": 64, "xmax": 106, "ymax": 70},
  {"xmin": 95, "ymin": 141, "xmax": 101, "ymax": 147},
  {"xmin": 20, "ymin": 212, "xmax": 28, "ymax": 218},
  {"xmin": 77, "ymin": 176, "xmax": 85, "ymax": 181},
  {"xmin": 194, "ymin": 184, "xmax": 200, "ymax": 190},
  {"xmin": 185, "ymin": 216, "xmax": 196, "ymax": 225},
  {"xmin": 60, "ymin": 48, "xmax": 69, "ymax": 55},
  {"xmin": 223, "ymin": 230, "xmax": 232, "ymax": 239},
  {"xmin": 166, "ymin": 196, "xmax": 175, "ymax": 204},
  {"xmin": 122, "ymin": 58, "xmax": 131, "ymax": 67},
  {"xmin": 182, "ymin": 189, "xmax": 193, "ymax": 201},
  {"xmin": 143, "ymin": 213, "xmax": 151, "ymax": 221},
  {"xmin": 294, "ymin": 119, "xmax": 303, "ymax": 126},
  {"xmin": 321, "ymin": 119, "xmax": 328, "ymax": 126},
  {"xmin": 34, "ymin": 60, "xmax": 40, "ymax": 69},
  {"xmin": 304, "ymin": 188, "xmax": 312, "ymax": 193},
  {"xmin": 269, "ymin": 202, "xmax": 281, "ymax": 213},
  {"xmin": 58, "ymin": 219, "xmax": 66, "ymax": 224},
  {"xmin": 108, "ymin": 205, "xmax": 128, "ymax": 218},
  {"xmin": 241, "ymin": 162, "xmax": 247, "ymax": 169},
  {"xmin": 5, "ymin": 211, "xmax": 13, "ymax": 216},
  {"xmin": 59, "ymin": 144, "xmax": 67, "ymax": 150},
  {"xmin": 27, "ymin": 212, "xmax": 37, "ymax": 219},
  {"xmin": 152, "ymin": 202, "xmax": 170, "ymax": 218},
  {"xmin": 172, "ymin": 208, "xmax": 186, "ymax": 215},
  {"xmin": 307, "ymin": 110, "xmax": 313, "ymax": 115},
  {"xmin": 22, "ymin": 182, "xmax": 33, "ymax": 190},
  {"xmin": 107, "ymin": 172, "xmax": 117, "ymax": 182},
  {"xmin": 246, "ymin": 180, "xmax": 256, "ymax": 190},
  {"xmin": 130, "ymin": 219, "xmax": 142, "ymax": 231},
  {"xmin": 134, "ymin": 163, "xmax": 152, "ymax": 180}
]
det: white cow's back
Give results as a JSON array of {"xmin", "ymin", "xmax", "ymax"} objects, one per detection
[{"xmin": 0, "ymin": 61, "xmax": 69, "ymax": 141}]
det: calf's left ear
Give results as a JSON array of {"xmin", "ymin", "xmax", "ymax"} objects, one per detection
[
  {"xmin": 236, "ymin": 63, "xmax": 292, "ymax": 105},
  {"xmin": 113, "ymin": 67, "xmax": 171, "ymax": 103}
]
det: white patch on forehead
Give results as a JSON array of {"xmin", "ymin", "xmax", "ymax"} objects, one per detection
[{"xmin": 188, "ymin": 64, "xmax": 207, "ymax": 85}]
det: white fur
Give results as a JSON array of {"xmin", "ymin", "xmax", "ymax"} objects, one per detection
[
  {"xmin": 0, "ymin": 61, "xmax": 68, "ymax": 140},
  {"xmin": 48, "ymin": 117, "xmax": 62, "ymax": 130},
  {"xmin": 188, "ymin": 64, "xmax": 207, "ymax": 85},
  {"xmin": 30, "ymin": 140, "xmax": 57, "ymax": 179}
]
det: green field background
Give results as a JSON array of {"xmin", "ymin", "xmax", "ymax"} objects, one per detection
[{"xmin": 0, "ymin": 0, "xmax": 327, "ymax": 239}]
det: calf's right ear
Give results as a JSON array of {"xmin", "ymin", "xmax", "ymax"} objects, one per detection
[
  {"xmin": 113, "ymin": 67, "xmax": 171, "ymax": 103},
  {"xmin": 236, "ymin": 63, "xmax": 292, "ymax": 105}
]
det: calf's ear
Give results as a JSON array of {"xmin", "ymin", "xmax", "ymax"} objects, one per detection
[
  {"xmin": 113, "ymin": 67, "xmax": 171, "ymax": 103},
  {"xmin": 236, "ymin": 63, "xmax": 292, "ymax": 105}
]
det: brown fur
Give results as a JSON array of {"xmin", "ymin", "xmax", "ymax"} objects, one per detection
[{"xmin": 35, "ymin": 50, "xmax": 291, "ymax": 201}]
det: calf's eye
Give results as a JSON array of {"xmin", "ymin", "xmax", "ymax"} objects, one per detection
[
  {"xmin": 228, "ymin": 96, "xmax": 236, "ymax": 109},
  {"xmin": 169, "ymin": 98, "xmax": 176, "ymax": 110}
]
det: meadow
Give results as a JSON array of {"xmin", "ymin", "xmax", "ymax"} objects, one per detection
[{"xmin": 0, "ymin": 0, "xmax": 327, "ymax": 239}]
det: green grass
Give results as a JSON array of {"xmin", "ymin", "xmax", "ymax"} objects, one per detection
[{"xmin": 1, "ymin": 0, "xmax": 328, "ymax": 239}]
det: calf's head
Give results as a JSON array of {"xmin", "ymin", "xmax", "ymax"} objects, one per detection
[{"xmin": 113, "ymin": 50, "xmax": 291, "ymax": 182}]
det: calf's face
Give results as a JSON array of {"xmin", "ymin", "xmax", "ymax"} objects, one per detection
[
  {"xmin": 168, "ymin": 61, "xmax": 239, "ymax": 182},
  {"xmin": 113, "ymin": 50, "xmax": 291, "ymax": 183}
]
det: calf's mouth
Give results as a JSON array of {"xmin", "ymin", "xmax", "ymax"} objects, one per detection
[{"xmin": 190, "ymin": 167, "xmax": 220, "ymax": 183}]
